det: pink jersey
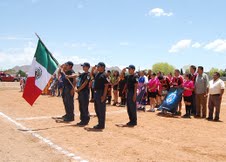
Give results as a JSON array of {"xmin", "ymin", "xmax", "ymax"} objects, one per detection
[
  {"xmin": 183, "ymin": 80, "xmax": 194, "ymax": 96},
  {"xmin": 148, "ymin": 78, "xmax": 159, "ymax": 92}
]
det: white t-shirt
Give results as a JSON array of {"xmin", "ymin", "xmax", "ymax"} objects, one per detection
[
  {"xmin": 209, "ymin": 78, "xmax": 225, "ymax": 95},
  {"xmin": 144, "ymin": 75, "xmax": 149, "ymax": 85}
]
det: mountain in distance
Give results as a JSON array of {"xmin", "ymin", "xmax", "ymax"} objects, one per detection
[{"xmin": 12, "ymin": 65, "xmax": 30, "ymax": 73}]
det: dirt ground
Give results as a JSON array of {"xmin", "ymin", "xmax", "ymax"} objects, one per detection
[{"xmin": 0, "ymin": 82, "xmax": 226, "ymax": 162}]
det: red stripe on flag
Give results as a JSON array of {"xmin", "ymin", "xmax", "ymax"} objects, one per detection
[{"xmin": 22, "ymin": 77, "xmax": 42, "ymax": 106}]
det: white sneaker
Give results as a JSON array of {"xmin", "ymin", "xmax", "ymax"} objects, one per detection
[{"xmin": 147, "ymin": 108, "xmax": 155, "ymax": 112}]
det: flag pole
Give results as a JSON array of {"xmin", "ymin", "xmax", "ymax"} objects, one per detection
[
  {"xmin": 35, "ymin": 33, "xmax": 59, "ymax": 65},
  {"xmin": 34, "ymin": 33, "xmax": 75, "ymax": 90}
]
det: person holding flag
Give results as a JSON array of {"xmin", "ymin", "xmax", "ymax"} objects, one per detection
[
  {"xmin": 60, "ymin": 61, "xmax": 76, "ymax": 122},
  {"xmin": 23, "ymin": 34, "xmax": 76, "ymax": 123}
]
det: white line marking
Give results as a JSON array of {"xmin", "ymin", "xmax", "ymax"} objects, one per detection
[
  {"xmin": 0, "ymin": 112, "xmax": 88, "ymax": 162},
  {"xmin": 16, "ymin": 116, "xmax": 53, "ymax": 120},
  {"xmin": 16, "ymin": 110, "xmax": 127, "ymax": 121}
]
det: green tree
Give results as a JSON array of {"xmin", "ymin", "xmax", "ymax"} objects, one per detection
[
  {"xmin": 222, "ymin": 69, "xmax": 226, "ymax": 77},
  {"xmin": 209, "ymin": 68, "xmax": 224, "ymax": 77},
  {"xmin": 152, "ymin": 62, "xmax": 175, "ymax": 75},
  {"xmin": 17, "ymin": 70, "xmax": 27, "ymax": 77}
]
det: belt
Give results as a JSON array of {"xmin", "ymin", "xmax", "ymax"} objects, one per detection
[{"xmin": 210, "ymin": 94, "xmax": 220, "ymax": 96}]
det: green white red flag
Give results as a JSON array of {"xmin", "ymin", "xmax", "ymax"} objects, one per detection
[{"xmin": 23, "ymin": 39, "xmax": 58, "ymax": 106}]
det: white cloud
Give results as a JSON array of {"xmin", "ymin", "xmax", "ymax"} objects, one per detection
[
  {"xmin": 147, "ymin": 8, "xmax": 173, "ymax": 17},
  {"xmin": 0, "ymin": 41, "xmax": 99, "ymax": 70},
  {"xmin": 119, "ymin": 42, "xmax": 129, "ymax": 46},
  {"xmin": 169, "ymin": 39, "xmax": 192, "ymax": 53},
  {"xmin": 204, "ymin": 39, "xmax": 226, "ymax": 53},
  {"xmin": 0, "ymin": 36, "xmax": 32, "ymax": 41},
  {"xmin": 169, "ymin": 39, "xmax": 226, "ymax": 53},
  {"xmin": 0, "ymin": 42, "xmax": 36, "ymax": 69},
  {"xmin": 192, "ymin": 42, "xmax": 202, "ymax": 48}
]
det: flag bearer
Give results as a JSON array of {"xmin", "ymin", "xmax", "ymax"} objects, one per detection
[{"xmin": 61, "ymin": 61, "xmax": 76, "ymax": 122}]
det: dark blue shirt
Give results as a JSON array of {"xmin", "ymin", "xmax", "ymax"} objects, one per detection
[
  {"xmin": 78, "ymin": 72, "xmax": 91, "ymax": 91},
  {"xmin": 94, "ymin": 72, "xmax": 109, "ymax": 91},
  {"xmin": 62, "ymin": 70, "xmax": 75, "ymax": 89},
  {"xmin": 126, "ymin": 75, "xmax": 138, "ymax": 92}
]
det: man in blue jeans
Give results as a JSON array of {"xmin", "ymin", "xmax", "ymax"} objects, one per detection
[{"xmin": 122, "ymin": 65, "xmax": 138, "ymax": 126}]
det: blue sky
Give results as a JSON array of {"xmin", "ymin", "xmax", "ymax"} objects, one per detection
[{"xmin": 1, "ymin": 0, "xmax": 226, "ymax": 71}]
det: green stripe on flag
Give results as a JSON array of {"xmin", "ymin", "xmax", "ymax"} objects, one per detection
[{"xmin": 34, "ymin": 40, "xmax": 58, "ymax": 74}]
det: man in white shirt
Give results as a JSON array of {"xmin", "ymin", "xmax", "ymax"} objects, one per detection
[{"xmin": 207, "ymin": 72, "xmax": 225, "ymax": 121}]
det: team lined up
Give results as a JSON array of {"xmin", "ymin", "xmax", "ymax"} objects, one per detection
[{"xmin": 55, "ymin": 61, "xmax": 225, "ymax": 129}]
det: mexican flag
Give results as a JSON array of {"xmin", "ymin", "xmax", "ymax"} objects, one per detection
[{"xmin": 23, "ymin": 39, "xmax": 58, "ymax": 106}]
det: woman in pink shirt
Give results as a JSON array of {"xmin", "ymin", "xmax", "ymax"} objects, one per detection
[
  {"xmin": 147, "ymin": 73, "xmax": 159, "ymax": 112},
  {"xmin": 183, "ymin": 73, "xmax": 194, "ymax": 118}
]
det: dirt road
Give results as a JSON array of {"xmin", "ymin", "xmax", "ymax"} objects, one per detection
[{"xmin": 0, "ymin": 82, "xmax": 226, "ymax": 162}]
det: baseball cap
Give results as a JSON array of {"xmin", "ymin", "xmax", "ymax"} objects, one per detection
[
  {"xmin": 96, "ymin": 62, "xmax": 106, "ymax": 68},
  {"xmin": 65, "ymin": 61, "xmax": 74, "ymax": 67},
  {"xmin": 81, "ymin": 62, "xmax": 90, "ymax": 68},
  {"xmin": 126, "ymin": 65, "xmax": 135, "ymax": 70}
]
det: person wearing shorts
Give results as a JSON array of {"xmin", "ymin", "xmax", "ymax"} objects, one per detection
[
  {"xmin": 147, "ymin": 73, "xmax": 158, "ymax": 112},
  {"xmin": 183, "ymin": 73, "xmax": 194, "ymax": 118}
]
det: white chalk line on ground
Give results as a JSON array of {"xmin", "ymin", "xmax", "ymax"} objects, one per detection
[
  {"xmin": 0, "ymin": 112, "xmax": 88, "ymax": 162},
  {"xmin": 15, "ymin": 109, "xmax": 127, "ymax": 121}
]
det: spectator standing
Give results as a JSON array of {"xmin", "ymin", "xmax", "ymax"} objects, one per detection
[
  {"xmin": 207, "ymin": 72, "xmax": 225, "ymax": 121},
  {"xmin": 182, "ymin": 73, "xmax": 194, "ymax": 118},
  {"xmin": 195, "ymin": 66, "xmax": 209, "ymax": 118}
]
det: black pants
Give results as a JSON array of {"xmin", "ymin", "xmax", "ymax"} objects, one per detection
[
  {"xmin": 127, "ymin": 90, "xmax": 137, "ymax": 124},
  {"xmin": 78, "ymin": 90, "xmax": 90, "ymax": 123},
  {"xmin": 191, "ymin": 92, "xmax": 196, "ymax": 114},
  {"xmin": 184, "ymin": 96, "xmax": 193, "ymax": 116},
  {"xmin": 94, "ymin": 90, "xmax": 106, "ymax": 128},
  {"xmin": 91, "ymin": 88, "xmax": 94, "ymax": 100},
  {"xmin": 121, "ymin": 97, "xmax": 126, "ymax": 105},
  {"xmin": 62, "ymin": 87, "xmax": 74, "ymax": 119}
]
